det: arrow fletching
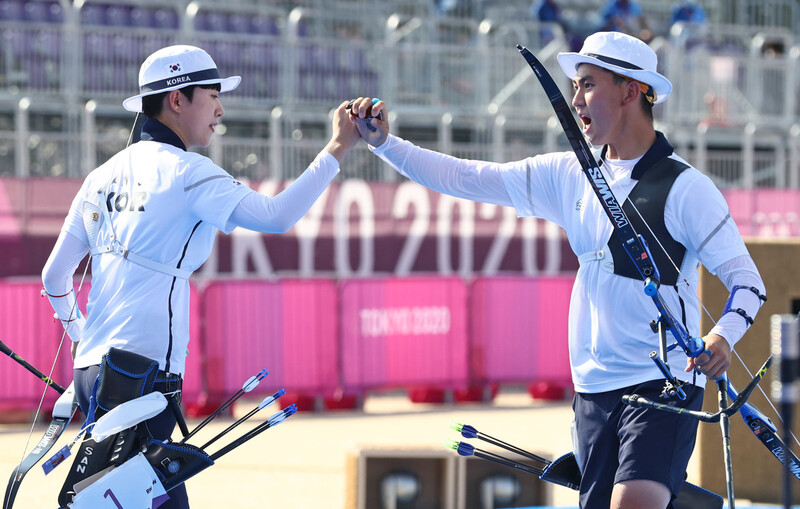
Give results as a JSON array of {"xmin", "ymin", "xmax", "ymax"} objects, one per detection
[
  {"xmin": 258, "ymin": 388, "xmax": 286, "ymax": 410},
  {"xmin": 242, "ymin": 368, "xmax": 269, "ymax": 392}
]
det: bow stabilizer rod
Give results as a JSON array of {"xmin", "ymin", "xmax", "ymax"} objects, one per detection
[
  {"xmin": 0, "ymin": 340, "xmax": 66, "ymax": 395},
  {"xmin": 622, "ymin": 356, "xmax": 773, "ymax": 422}
]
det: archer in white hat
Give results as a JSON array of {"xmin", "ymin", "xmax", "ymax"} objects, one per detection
[
  {"xmin": 122, "ymin": 44, "xmax": 241, "ymax": 114},
  {"xmin": 42, "ymin": 45, "xmax": 363, "ymax": 509},
  {"xmin": 555, "ymin": 31, "xmax": 671, "ymax": 160},
  {"xmin": 348, "ymin": 31, "xmax": 765, "ymax": 509}
]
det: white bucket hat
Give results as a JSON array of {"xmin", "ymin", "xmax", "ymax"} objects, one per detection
[
  {"xmin": 557, "ymin": 31, "xmax": 672, "ymax": 104},
  {"xmin": 123, "ymin": 45, "xmax": 241, "ymax": 113}
]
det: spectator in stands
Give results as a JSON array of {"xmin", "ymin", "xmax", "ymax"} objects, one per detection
[
  {"xmin": 530, "ymin": 0, "xmax": 586, "ymax": 51},
  {"xmin": 671, "ymin": 0, "xmax": 707, "ymax": 25},
  {"xmin": 531, "ymin": 0, "xmax": 562, "ymax": 26},
  {"xmin": 530, "ymin": 0, "xmax": 567, "ymax": 46},
  {"xmin": 41, "ymin": 45, "xmax": 360, "ymax": 509},
  {"xmin": 669, "ymin": 0, "xmax": 709, "ymax": 49},
  {"xmin": 600, "ymin": 0, "xmax": 652, "ymax": 42},
  {"xmin": 347, "ymin": 31, "xmax": 765, "ymax": 509}
]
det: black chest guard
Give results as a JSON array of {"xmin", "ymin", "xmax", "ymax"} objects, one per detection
[{"xmin": 606, "ymin": 155, "xmax": 690, "ymax": 286}]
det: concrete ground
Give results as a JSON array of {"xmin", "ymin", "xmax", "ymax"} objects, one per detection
[
  {"xmin": 4, "ymin": 386, "xmax": 783, "ymax": 508},
  {"xmin": 1, "ymin": 387, "xmax": 577, "ymax": 508}
]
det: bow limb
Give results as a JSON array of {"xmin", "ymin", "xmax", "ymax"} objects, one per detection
[
  {"xmin": 4, "ymin": 248, "xmax": 92, "ymax": 508},
  {"xmin": 3, "ymin": 383, "xmax": 78, "ymax": 509},
  {"xmin": 728, "ymin": 382, "xmax": 800, "ymax": 479}
]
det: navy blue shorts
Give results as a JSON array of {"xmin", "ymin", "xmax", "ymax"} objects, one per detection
[{"xmin": 573, "ymin": 379, "xmax": 704, "ymax": 509}]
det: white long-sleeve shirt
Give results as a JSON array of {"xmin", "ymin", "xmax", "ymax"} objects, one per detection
[
  {"xmin": 371, "ymin": 134, "xmax": 765, "ymax": 393},
  {"xmin": 42, "ymin": 119, "xmax": 339, "ymax": 375}
]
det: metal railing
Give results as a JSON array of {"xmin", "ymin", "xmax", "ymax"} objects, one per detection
[{"xmin": 0, "ymin": 3, "xmax": 799, "ymax": 188}]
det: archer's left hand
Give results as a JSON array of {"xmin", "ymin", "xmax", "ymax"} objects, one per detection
[{"xmin": 685, "ymin": 333, "xmax": 731, "ymax": 380}]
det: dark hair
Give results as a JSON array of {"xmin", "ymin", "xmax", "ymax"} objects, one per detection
[
  {"xmin": 610, "ymin": 72, "xmax": 654, "ymax": 120},
  {"xmin": 141, "ymin": 83, "xmax": 222, "ymax": 118}
]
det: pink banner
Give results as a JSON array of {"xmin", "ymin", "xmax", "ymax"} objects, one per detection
[
  {"xmin": 0, "ymin": 279, "xmax": 204, "ymax": 411},
  {"xmin": 0, "ymin": 279, "xmax": 75, "ymax": 411},
  {"xmin": 470, "ymin": 277, "xmax": 573, "ymax": 386},
  {"xmin": 0, "ymin": 177, "xmax": 574, "ymax": 278},
  {"xmin": 723, "ymin": 189, "xmax": 800, "ymax": 237},
  {"xmin": 339, "ymin": 277, "xmax": 469, "ymax": 392},
  {"xmin": 3, "ymin": 178, "xmax": 799, "ymax": 279},
  {"xmin": 202, "ymin": 279, "xmax": 339, "ymax": 400}
]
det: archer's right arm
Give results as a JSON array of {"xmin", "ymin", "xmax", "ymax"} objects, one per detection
[
  {"xmin": 42, "ymin": 230, "xmax": 90, "ymax": 358},
  {"xmin": 348, "ymin": 97, "xmax": 516, "ymax": 207},
  {"xmin": 42, "ymin": 183, "xmax": 92, "ymax": 356}
]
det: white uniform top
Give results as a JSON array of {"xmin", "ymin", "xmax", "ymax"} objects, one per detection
[
  {"xmin": 371, "ymin": 134, "xmax": 758, "ymax": 393},
  {"xmin": 56, "ymin": 120, "xmax": 339, "ymax": 374}
]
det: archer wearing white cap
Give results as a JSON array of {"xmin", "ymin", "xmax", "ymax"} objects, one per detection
[
  {"xmin": 350, "ymin": 31, "xmax": 765, "ymax": 508},
  {"xmin": 41, "ymin": 45, "xmax": 361, "ymax": 508}
]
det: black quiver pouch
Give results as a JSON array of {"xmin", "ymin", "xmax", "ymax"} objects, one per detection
[
  {"xmin": 539, "ymin": 451, "xmax": 581, "ymax": 490},
  {"xmin": 143, "ymin": 439, "xmax": 214, "ymax": 492},
  {"xmin": 95, "ymin": 347, "xmax": 160, "ymax": 417},
  {"xmin": 58, "ymin": 348, "xmax": 161, "ymax": 508},
  {"xmin": 538, "ymin": 451, "xmax": 722, "ymax": 509},
  {"xmin": 672, "ymin": 482, "xmax": 723, "ymax": 509}
]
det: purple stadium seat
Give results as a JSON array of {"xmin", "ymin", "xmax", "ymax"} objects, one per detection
[
  {"xmin": 130, "ymin": 7, "xmax": 155, "ymax": 28},
  {"xmin": 23, "ymin": 1, "xmax": 50, "ymax": 22},
  {"xmin": 111, "ymin": 35, "xmax": 141, "ymax": 62},
  {"xmin": 213, "ymin": 40, "xmax": 243, "ymax": 65},
  {"xmin": 248, "ymin": 68, "xmax": 279, "ymax": 100},
  {"xmin": 192, "ymin": 11, "xmax": 210, "ymax": 31},
  {"xmin": 0, "ymin": 0, "xmax": 24, "ymax": 21},
  {"xmin": 237, "ymin": 75, "xmax": 255, "ymax": 96},
  {"xmin": 83, "ymin": 33, "xmax": 112, "ymax": 61},
  {"xmin": 250, "ymin": 14, "xmax": 279, "ymax": 35},
  {"xmin": 201, "ymin": 11, "xmax": 228, "ymax": 32},
  {"xmin": 153, "ymin": 8, "xmax": 178, "ymax": 29},
  {"xmin": 26, "ymin": 64, "xmax": 49, "ymax": 89},
  {"xmin": 335, "ymin": 72, "xmax": 352, "ymax": 98},
  {"xmin": 228, "ymin": 13, "xmax": 250, "ymax": 34},
  {"xmin": 340, "ymin": 47, "xmax": 370, "ymax": 73},
  {"xmin": 113, "ymin": 65, "xmax": 129, "ymax": 91},
  {"xmin": 247, "ymin": 42, "xmax": 279, "ymax": 69},
  {"xmin": 46, "ymin": 1, "xmax": 63, "ymax": 23},
  {"xmin": 3, "ymin": 28, "xmax": 30, "ymax": 58},
  {"xmin": 82, "ymin": 64, "xmax": 106, "ymax": 92},
  {"xmin": 359, "ymin": 70, "xmax": 379, "ymax": 96},
  {"xmin": 35, "ymin": 30, "xmax": 61, "ymax": 58},
  {"xmin": 80, "ymin": 3, "xmax": 106, "ymax": 25},
  {"xmin": 105, "ymin": 5, "xmax": 132, "ymax": 26},
  {"xmin": 199, "ymin": 40, "xmax": 218, "ymax": 57},
  {"xmin": 299, "ymin": 45, "xmax": 336, "ymax": 100}
]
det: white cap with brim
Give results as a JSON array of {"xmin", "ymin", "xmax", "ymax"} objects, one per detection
[
  {"xmin": 556, "ymin": 31, "xmax": 672, "ymax": 104},
  {"xmin": 123, "ymin": 44, "xmax": 241, "ymax": 113}
]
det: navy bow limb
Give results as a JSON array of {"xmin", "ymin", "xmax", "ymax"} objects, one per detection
[
  {"xmin": 731, "ymin": 383, "xmax": 800, "ymax": 479},
  {"xmin": 2, "ymin": 377, "xmax": 78, "ymax": 509}
]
